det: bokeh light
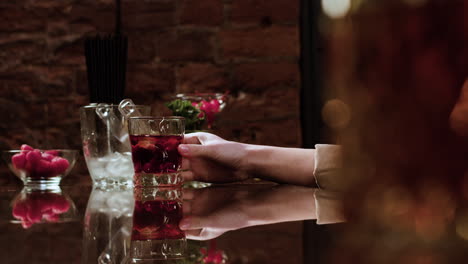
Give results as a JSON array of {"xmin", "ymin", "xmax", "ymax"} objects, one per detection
[
  {"xmin": 321, "ymin": 0, "xmax": 352, "ymax": 19},
  {"xmin": 322, "ymin": 99, "xmax": 351, "ymax": 129}
]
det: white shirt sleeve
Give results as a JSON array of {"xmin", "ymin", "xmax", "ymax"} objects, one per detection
[
  {"xmin": 314, "ymin": 144, "xmax": 343, "ymax": 191},
  {"xmin": 313, "ymin": 144, "xmax": 346, "ymax": 224}
]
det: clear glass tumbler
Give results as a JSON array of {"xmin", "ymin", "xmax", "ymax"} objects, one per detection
[
  {"xmin": 80, "ymin": 104, "xmax": 151, "ymax": 186},
  {"xmin": 128, "ymin": 116, "xmax": 185, "ymax": 187}
]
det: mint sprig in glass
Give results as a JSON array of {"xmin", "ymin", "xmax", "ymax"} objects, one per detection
[{"xmin": 166, "ymin": 99, "xmax": 206, "ymax": 131}]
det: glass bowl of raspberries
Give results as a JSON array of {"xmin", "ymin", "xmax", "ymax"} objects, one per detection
[{"xmin": 2, "ymin": 144, "xmax": 78, "ymax": 186}]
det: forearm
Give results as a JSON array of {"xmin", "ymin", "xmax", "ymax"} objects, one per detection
[{"xmin": 241, "ymin": 144, "xmax": 316, "ymax": 186}]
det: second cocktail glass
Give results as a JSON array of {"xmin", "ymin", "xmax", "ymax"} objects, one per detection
[{"xmin": 128, "ymin": 117, "xmax": 185, "ymax": 187}]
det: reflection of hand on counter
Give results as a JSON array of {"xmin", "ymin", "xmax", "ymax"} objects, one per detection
[{"xmin": 179, "ymin": 185, "xmax": 345, "ymax": 240}]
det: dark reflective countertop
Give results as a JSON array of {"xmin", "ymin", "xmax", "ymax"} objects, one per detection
[
  {"xmin": 0, "ymin": 180, "xmax": 341, "ymax": 264},
  {"xmin": 3, "ymin": 168, "xmax": 468, "ymax": 264}
]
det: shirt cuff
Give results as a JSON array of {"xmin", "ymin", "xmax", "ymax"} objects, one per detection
[{"xmin": 314, "ymin": 144, "xmax": 343, "ymax": 191}]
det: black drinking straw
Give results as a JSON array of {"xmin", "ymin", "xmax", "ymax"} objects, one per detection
[
  {"xmin": 84, "ymin": 0, "xmax": 128, "ymax": 104},
  {"xmin": 116, "ymin": 0, "xmax": 121, "ymax": 36}
]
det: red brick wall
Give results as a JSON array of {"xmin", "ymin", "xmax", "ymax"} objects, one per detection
[{"xmin": 0, "ymin": 0, "xmax": 301, "ymax": 183}]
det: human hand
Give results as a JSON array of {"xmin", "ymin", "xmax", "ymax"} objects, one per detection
[
  {"xmin": 178, "ymin": 132, "xmax": 250, "ymax": 183},
  {"xmin": 180, "ymin": 187, "xmax": 255, "ymax": 240}
]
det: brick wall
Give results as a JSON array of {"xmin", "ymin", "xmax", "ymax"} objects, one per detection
[{"xmin": 0, "ymin": 0, "xmax": 301, "ymax": 184}]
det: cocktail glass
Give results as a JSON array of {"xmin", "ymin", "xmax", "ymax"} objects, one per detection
[
  {"xmin": 174, "ymin": 93, "xmax": 227, "ymax": 131},
  {"xmin": 128, "ymin": 117, "xmax": 185, "ymax": 187}
]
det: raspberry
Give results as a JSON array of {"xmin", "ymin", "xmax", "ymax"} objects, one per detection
[
  {"xmin": 12, "ymin": 153, "xmax": 27, "ymax": 169},
  {"xmin": 51, "ymin": 157, "xmax": 70, "ymax": 175},
  {"xmin": 20, "ymin": 144, "xmax": 34, "ymax": 152},
  {"xmin": 35, "ymin": 159, "xmax": 54, "ymax": 177},
  {"xmin": 25, "ymin": 150, "xmax": 41, "ymax": 171},
  {"xmin": 44, "ymin": 150, "xmax": 59, "ymax": 156},
  {"xmin": 41, "ymin": 153, "xmax": 55, "ymax": 161}
]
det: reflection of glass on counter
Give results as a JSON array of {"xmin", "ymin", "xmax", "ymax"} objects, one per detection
[
  {"xmin": 10, "ymin": 186, "xmax": 78, "ymax": 229},
  {"xmin": 128, "ymin": 187, "xmax": 186, "ymax": 261},
  {"xmin": 82, "ymin": 185, "xmax": 134, "ymax": 264}
]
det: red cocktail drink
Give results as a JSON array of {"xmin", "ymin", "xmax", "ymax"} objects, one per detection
[
  {"xmin": 130, "ymin": 135, "xmax": 183, "ymax": 174},
  {"xmin": 128, "ymin": 117, "xmax": 185, "ymax": 187}
]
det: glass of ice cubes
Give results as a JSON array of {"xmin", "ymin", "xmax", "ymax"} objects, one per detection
[{"xmin": 80, "ymin": 104, "xmax": 151, "ymax": 186}]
